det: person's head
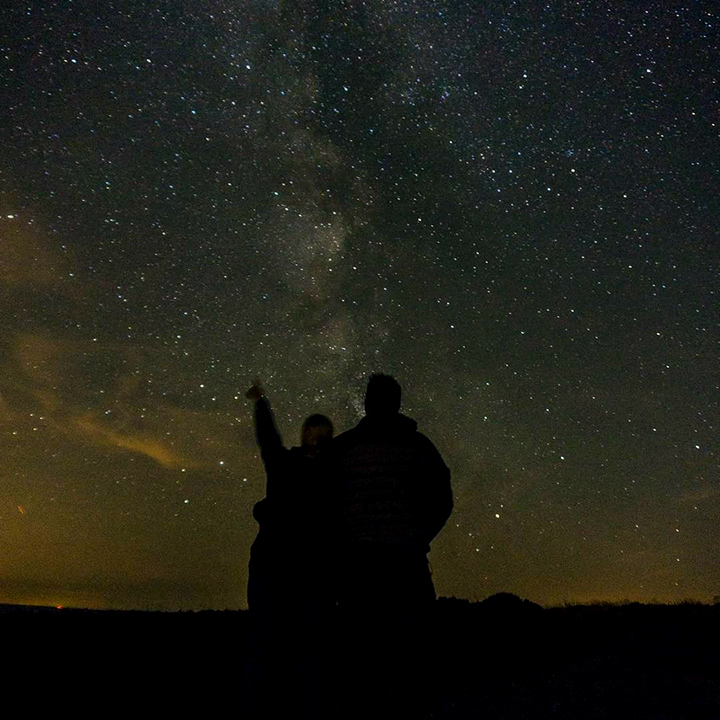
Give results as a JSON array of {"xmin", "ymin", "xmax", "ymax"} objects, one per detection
[
  {"xmin": 301, "ymin": 413, "xmax": 334, "ymax": 449},
  {"xmin": 364, "ymin": 373, "xmax": 401, "ymax": 417}
]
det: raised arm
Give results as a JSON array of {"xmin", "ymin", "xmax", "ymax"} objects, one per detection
[{"xmin": 246, "ymin": 380, "xmax": 285, "ymax": 469}]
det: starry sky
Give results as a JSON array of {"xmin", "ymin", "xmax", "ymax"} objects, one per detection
[{"xmin": 1, "ymin": 1, "xmax": 718, "ymax": 610}]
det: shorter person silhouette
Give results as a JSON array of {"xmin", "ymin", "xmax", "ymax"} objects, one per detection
[{"xmin": 242, "ymin": 380, "xmax": 335, "ymax": 718}]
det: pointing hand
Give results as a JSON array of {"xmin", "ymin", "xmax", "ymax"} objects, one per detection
[{"xmin": 245, "ymin": 379, "xmax": 264, "ymax": 402}]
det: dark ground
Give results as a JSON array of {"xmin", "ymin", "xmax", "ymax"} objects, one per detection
[{"xmin": 1, "ymin": 595, "xmax": 718, "ymax": 719}]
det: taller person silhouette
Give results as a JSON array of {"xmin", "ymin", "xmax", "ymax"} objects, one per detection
[{"xmin": 332, "ymin": 373, "xmax": 452, "ymax": 718}]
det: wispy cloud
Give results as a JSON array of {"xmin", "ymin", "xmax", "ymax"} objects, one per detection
[
  {"xmin": 74, "ymin": 413, "xmax": 192, "ymax": 469},
  {"xmin": 6, "ymin": 332, "xmax": 249, "ymax": 469}
]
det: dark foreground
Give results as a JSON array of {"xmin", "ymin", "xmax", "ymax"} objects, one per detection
[{"xmin": 1, "ymin": 595, "xmax": 718, "ymax": 719}]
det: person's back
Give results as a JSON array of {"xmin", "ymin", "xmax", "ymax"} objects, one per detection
[
  {"xmin": 332, "ymin": 374, "xmax": 452, "ymax": 718},
  {"xmin": 338, "ymin": 412, "xmax": 447, "ymax": 546},
  {"xmin": 335, "ymin": 411, "xmax": 450, "ymax": 606},
  {"xmin": 334, "ymin": 374, "xmax": 452, "ymax": 602}
]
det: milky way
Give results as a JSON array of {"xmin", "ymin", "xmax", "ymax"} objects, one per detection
[{"xmin": 1, "ymin": 1, "xmax": 717, "ymax": 608}]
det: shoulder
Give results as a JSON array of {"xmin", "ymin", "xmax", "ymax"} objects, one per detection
[
  {"xmin": 413, "ymin": 431, "xmax": 449, "ymax": 466},
  {"xmin": 413, "ymin": 431, "xmax": 438, "ymax": 450}
]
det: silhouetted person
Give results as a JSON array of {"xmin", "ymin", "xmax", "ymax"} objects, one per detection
[
  {"xmin": 245, "ymin": 380, "xmax": 334, "ymax": 609},
  {"xmin": 242, "ymin": 380, "xmax": 335, "ymax": 719},
  {"xmin": 332, "ymin": 373, "xmax": 452, "ymax": 718}
]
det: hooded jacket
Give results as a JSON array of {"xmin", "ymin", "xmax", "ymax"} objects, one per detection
[{"xmin": 333, "ymin": 412, "xmax": 452, "ymax": 555}]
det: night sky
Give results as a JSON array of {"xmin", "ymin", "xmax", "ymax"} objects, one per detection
[{"xmin": 2, "ymin": 1, "xmax": 717, "ymax": 610}]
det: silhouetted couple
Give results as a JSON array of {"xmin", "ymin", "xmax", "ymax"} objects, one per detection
[{"xmin": 243, "ymin": 374, "xmax": 452, "ymax": 719}]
